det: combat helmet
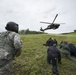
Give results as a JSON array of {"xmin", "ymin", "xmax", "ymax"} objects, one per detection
[{"xmin": 5, "ymin": 21, "xmax": 19, "ymax": 33}]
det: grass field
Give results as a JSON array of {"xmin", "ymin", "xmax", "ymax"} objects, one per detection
[{"xmin": 12, "ymin": 33, "xmax": 76, "ymax": 75}]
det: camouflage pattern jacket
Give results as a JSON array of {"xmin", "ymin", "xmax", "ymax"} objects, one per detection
[{"xmin": 0, "ymin": 31, "xmax": 22, "ymax": 64}]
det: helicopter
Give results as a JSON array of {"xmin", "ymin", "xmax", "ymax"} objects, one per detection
[{"xmin": 40, "ymin": 14, "xmax": 65, "ymax": 31}]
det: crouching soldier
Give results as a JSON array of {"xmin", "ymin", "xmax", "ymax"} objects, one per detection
[
  {"xmin": 68, "ymin": 42, "xmax": 76, "ymax": 56},
  {"xmin": 60, "ymin": 41, "xmax": 76, "ymax": 61},
  {"xmin": 47, "ymin": 45, "xmax": 61, "ymax": 75}
]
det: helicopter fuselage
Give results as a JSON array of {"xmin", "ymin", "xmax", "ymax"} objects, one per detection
[{"xmin": 47, "ymin": 24, "xmax": 60, "ymax": 29}]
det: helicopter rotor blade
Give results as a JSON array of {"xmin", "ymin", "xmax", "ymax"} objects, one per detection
[
  {"xmin": 52, "ymin": 14, "xmax": 58, "ymax": 23},
  {"xmin": 59, "ymin": 23, "xmax": 65, "ymax": 24},
  {"xmin": 40, "ymin": 21, "xmax": 52, "ymax": 24},
  {"xmin": 54, "ymin": 23, "xmax": 65, "ymax": 24},
  {"xmin": 40, "ymin": 21, "xmax": 65, "ymax": 25}
]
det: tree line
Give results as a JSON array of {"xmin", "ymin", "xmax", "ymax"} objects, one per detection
[{"xmin": 19, "ymin": 29, "xmax": 47, "ymax": 34}]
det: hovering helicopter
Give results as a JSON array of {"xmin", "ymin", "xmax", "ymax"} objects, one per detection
[{"xmin": 40, "ymin": 14, "xmax": 65, "ymax": 31}]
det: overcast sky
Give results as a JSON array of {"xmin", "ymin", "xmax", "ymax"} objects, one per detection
[{"xmin": 0, "ymin": 0, "xmax": 76, "ymax": 34}]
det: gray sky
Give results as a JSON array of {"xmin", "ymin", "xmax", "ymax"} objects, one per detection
[{"xmin": 0, "ymin": 0, "xmax": 76, "ymax": 34}]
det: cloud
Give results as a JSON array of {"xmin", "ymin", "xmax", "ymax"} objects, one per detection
[{"xmin": 0, "ymin": 0, "xmax": 76, "ymax": 33}]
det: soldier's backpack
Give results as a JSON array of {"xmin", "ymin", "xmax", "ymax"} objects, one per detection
[{"xmin": 0, "ymin": 32, "xmax": 10, "ymax": 68}]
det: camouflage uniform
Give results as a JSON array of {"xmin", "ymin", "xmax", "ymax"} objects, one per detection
[
  {"xmin": 60, "ymin": 42, "xmax": 76, "ymax": 61},
  {"xmin": 0, "ymin": 31, "xmax": 22, "ymax": 75}
]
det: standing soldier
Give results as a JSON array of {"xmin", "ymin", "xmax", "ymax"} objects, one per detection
[{"xmin": 0, "ymin": 21, "xmax": 22, "ymax": 75}]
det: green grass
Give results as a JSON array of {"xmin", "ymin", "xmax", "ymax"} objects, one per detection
[{"xmin": 12, "ymin": 33, "xmax": 76, "ymax": 75}]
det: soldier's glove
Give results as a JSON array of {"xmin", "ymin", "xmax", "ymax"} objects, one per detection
[
  {"xmin": 43, "ymin": 44, "xmax": 47, "ymax": 46},
  {"xmin": 15, "ymin": 49, "xmax": 22, "ymax": 57}
]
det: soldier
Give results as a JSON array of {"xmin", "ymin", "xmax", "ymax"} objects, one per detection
[
  {"xmin": 44, "ymin": 38, "xmax": 54, "ymax": 46},
  {"xmin": 0, "ymin": 21, "xmax": 22, "ymax": 75},
  {"xmin": 52, "ymin": 38, "xmax": 58, "ymax": 46},
  {"xmin": 47, "ymin": 45, "xmax": 61, "ymax": 75},
  {"xmin": 68, "ymin": 42, "xmax": 76, "ymax": 56},
  {"xmin": 60, "ymin": 41, "xmax": 76, "ymax": 61}
]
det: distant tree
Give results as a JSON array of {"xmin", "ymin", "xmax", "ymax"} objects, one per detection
[
  {"xmin": 19, "ymin": 29, "xmax": 46, "ymax": 34},
  {"xmin": 19, "ymin": 30, "xmax": 25, "ymax": 34},
  {"xmin": 25, "ymin": 29, "xmax": 30, "ymax": 34},
  {"xmin": 74, "ymin": 30, "xmax": 76, "ymax": 32}
]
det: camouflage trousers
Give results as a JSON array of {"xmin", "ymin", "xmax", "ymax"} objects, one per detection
[
  {"xmin": 60, "ymin": 49, "xmax": 76, "ymax": 61},
  {"xmin": 0, "ymin": 61, "xmax": 12, "ymax": 75},
  {"xmin": 60, "ymin": 49, "xmax": 70, "ymax": 56}
]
